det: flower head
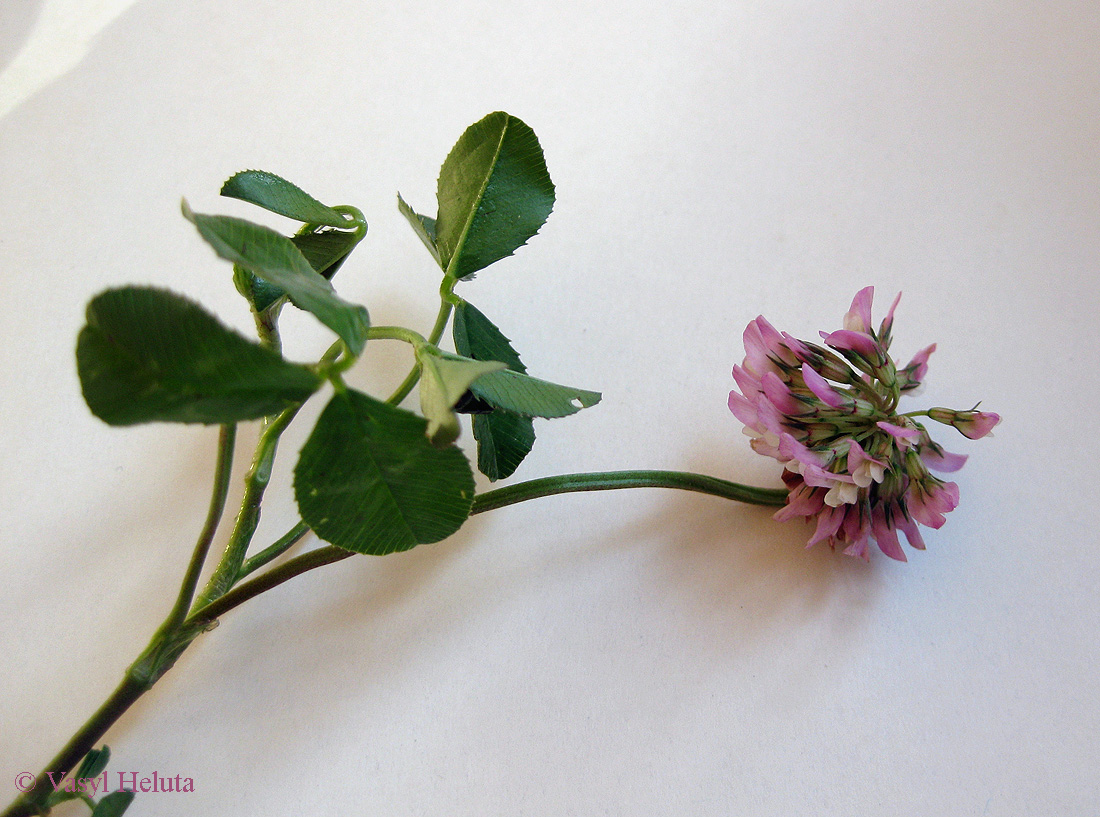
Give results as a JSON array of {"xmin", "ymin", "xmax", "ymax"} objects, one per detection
[{"xmin": 729, "ymin": 286, "xmax": 999, "ymax": 561}]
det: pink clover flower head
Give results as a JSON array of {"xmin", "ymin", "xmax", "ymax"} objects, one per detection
[{"xmin": 729, "ymin": 287, "xmax": 999, "ymax": 561}]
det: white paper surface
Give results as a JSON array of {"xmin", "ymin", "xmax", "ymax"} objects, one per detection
[{"xmin": 1, "ymin": 2, "xmax": 1097, "ymax": 815}]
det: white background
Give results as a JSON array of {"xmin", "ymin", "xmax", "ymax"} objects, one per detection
[{"xmin": 1, "ymin": 2, "xmax": 1097, "ymax": 815}]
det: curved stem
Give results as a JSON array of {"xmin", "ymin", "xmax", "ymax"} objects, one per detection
[
  {"xmin": 386, "ymin": 298, "xmax": 453, "ymax": 405},
  {"xmin": 163, "ymin": 424, "xmax": 237, "ymax": 629},
  {"xmin": 470, "ymin": 470, "xmax": 788, "ymax": 513},
  {"xmin": 186, "ymin": 470, "xmax": 787, "ymax": 625}
]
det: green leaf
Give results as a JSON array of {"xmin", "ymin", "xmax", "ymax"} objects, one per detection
[
  {"xmin": 292, "ymin": 228, "xmax": 360, "ymax": 278},
  {"xmin": 183, "ymin": 203, "xmax": 370, "ymax": 354},
  {"xmin": 452, "ymin": 301, "xmax": 526, "ymax": 372},
  {"xmin": 220, "ymin": 170, "xmax": 351, "ymax": 228},
  {"xmin": 416, "ymin": 349, "xmax": 506, "ymax": 447},
  {"xmin": 235, "ymin": 227, "xmax": 362, "ymax": 313},
  {"xmin": 75, "ymin": 746, "xmax": 111, "ymax": 781},
  {"xmin": 92, "ymin": 790, "xmax": 135, "ymax": 817},
  {"xmin": 77, "ymin": 287, "xmax": 322, "ymax": 425},
  {"xmin": 295, "ymin": 390, "xmax": 475, "ymax": 555},
  {"xmin": 471, "ymin": 411, "xmax": 537, "ymax": 481},
  {"xmin": 435, "ymin": 111, "xmax": 554, "ymax": 280},
  {"xmin": 453, "ymin": 301, "xmax": 535, "ymax": 480},
  {"xmin": 469, "ymin": 369, "xmax": 601, "ymax": 419},
  {"xmin": 397, "ymin": 193, "xmax": 441, "ymax": 266}
]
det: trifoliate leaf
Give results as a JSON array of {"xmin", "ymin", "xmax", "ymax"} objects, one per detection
[
  {"xmin": 77, "ymin": 287, "xmax": 322, "ymax": 425},
  {"xmin": 435, "ymin": 112, "xmax": 554, "ymax": 280},
  {"xmin": 183, "ymin": 203, "xmax": 369, "ymax": 353},
  {"xmin": 220, "ymin": 170, "xmax": 351, "ymax": 228},
  {"xmin": 295, "ymin": 390, "xmax": 475, "ymax": 555}
]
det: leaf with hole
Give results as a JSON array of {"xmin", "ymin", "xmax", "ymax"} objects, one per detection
[
  {"xmin": 468, "ymin": 369, "xmax": 601, "ymax": 419},
  {"xmin": 220, "ymin": 170, "xmax": 351, "ymax": 228},
  {"xmin": 295, "ymin": 390, "xmax": 475, "ymax": 555},
  {"xmin": 77, "ymin": 287, "xmax": 323, "ymax": 425},
  {"xmin": 435, "ymin": 111, "xmax": 554, "ymax": 280},
  {"xmin": 184, "ymin": 203, "xmax": 369, "ymax": 353}
]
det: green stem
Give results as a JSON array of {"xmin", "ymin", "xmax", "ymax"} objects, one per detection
[
  {"xmin": 187, "ymin": 545, "xmax": 351, "ymax": 626},
  {"xmin": 185, "ymin": 470, "xmax": 787, "ymax": 625},
  {"xmin": 2, "ymin": 467, "xmax": 785, "ymax": 817},
  {"xmin": 1, "ymin": 674, "xmax": 152, "ymax": 817},
  {"xmin": 162, "ymin": 424, "xmax": 237, "ymax": 630},
  {"xmin": 238, "ymin": 520, "xmax": 312, "ymax": 579},
  {"xmin": 369, "ymin": 326, "xmax": 427, "ymax": 345},
  {"xmin": 386, "ymin": 297, "xmax": 454, "ymax": 405},
  {"xmin": 470, "ymin": 470, "xmax": 789, "ymax": 513},
  {"xmin": 192, "ymin": 404, "xmax": 301, "ymax": 609},
  {"xmin": 0, "ymin": 428, "xmax": 246, "ymax": 817}
]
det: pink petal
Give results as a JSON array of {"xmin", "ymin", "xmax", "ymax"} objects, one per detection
[
  {"xmin": 761, "ymin": 371, "xmax": 802, "ymax": 415},
  {"xmin": 898, "ymin": 519, "xmax": 926, "ymax": 550},
  {"xmin": 727, "ymin": 390, "xmax": 761, "ymax": 429},
  {"xmin": 821, "ymin": 329, "xmax": 882, "ymax": 359},
  {"xmin": 904, "ymin": 343, "xmax": 936, "ymax": 383},
  {"xmin": 920, "ymin": 446, "xmax": 968, "ymax": 473},
  {"xmin": 742, "ymin": 320, "xmax": 773, "ymax": 376},
  {"xmin": 800, "ymin": 363, "xmax": 844, "ymax": 408},
  {"xmin": 878, "ymin": 291, "xmax": 902, "ymax": 337},
  {"xmin": 731, "ymin": 364, "xmax": 763, "ymax": 399},
  {"xmin": 843, "ymin": 286, "xmax": 874, "ymax": 334},
  {"xmin": 956, "ymin": 411, "xmax": 1001, "ymax": 440},
  {"xmin": 872, "ymin": 513, "xmax": 907, "ymax": 562},
  {"xmin": 877, "ymin": 420, "xmax": 921, "ymax": 441},
  {"xmin": 846, "ymin": 439, "xmax": 887, "ymax": 486},
  {"xmin": 808, "ymin": 505, "xmax": 846, "ymax": 546},
  {"xmin": 777, "ymin": 433, "xmax": 822, "ymax": 469}
]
